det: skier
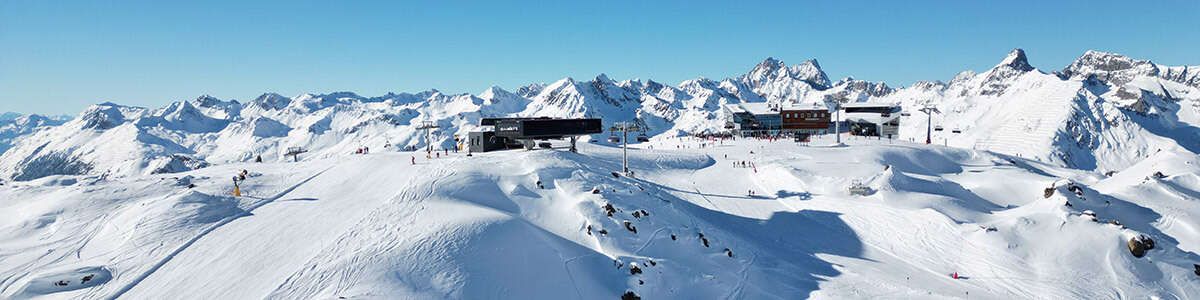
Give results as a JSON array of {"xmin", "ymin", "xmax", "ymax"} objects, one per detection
[
  {"xmin": 255, "ymin": 155, "xmax": 263, "ymax": 163},
  {"xmin": 411, "ymin": 156, "xmax": 416, "ymax": 165}
]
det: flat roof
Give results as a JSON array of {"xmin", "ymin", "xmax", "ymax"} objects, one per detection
[
  {"xmin": 780, "ymin": 102, "xmax": 830, "ymax": 111},
  {"xmin": 841, "ymin": 102, "xmax": 900, "ymax": 108},
  {"xmin": 724, "ymin": 102, "xmax": 777, "ymax": 115},
  {"xmin": 843, "ymin": 113, "xmax": 900, "ymax": 124}
]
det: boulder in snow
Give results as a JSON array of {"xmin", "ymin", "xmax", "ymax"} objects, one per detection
[
  {"xmin": 621, "ymin": 291, "xmax": 641, "ymax": 300},
  {"xmin": 1128, "ymin": 236, "xmax": 1150, "ymax": 258}
]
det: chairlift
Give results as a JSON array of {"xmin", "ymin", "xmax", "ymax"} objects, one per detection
[
  {"xmin": 900, "ymin": 112, "xmax": 912, "ymax": 117},
  {"xmin": 951, "ymin": 127, "xmax": 962, "ymax": 134},
  {"xmin": 635, "ymin": 128, "xmax": 650, "ymax": 142},
  {"xmin": 608, "ymin": 131, "xmax": 621, "ymax": 143},
  {"xmin": 934, "ymin": 125, "xmax": 944, "ymax": 131}
]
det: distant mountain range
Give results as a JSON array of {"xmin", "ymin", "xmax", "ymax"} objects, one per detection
[{"xmin": 1, "ymin": 49, "xmax": 1197, "ymax": 181}]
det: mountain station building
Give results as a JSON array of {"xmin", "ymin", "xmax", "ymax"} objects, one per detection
[
  {"xmin": 725, "ymin": 102, "xmax": 831, "ymax": 138},
  {"xmin": 724, "ymin": 102, "xmax": 781, "ymax": 135},
  {"xmin": 842, "ymin": 103, "xmax": 901, "ymax": 138},
  {"xmin": 724, "ymin": 102, "xmax": 902, "ymax": 139},
  {"xmin": 468, "ymin": 117, "xmax": 603, "ymax": 153}
]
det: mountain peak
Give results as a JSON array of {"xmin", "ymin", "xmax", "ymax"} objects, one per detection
[
  {"xmin": 79, "ymin": 102, "xmax": 136, "ymax": 130},
  {"xmin": 594, "ymin": 73, "xmax": 613, "ymax": 83},
  {"xmin": 480, "ymin": 85, "xmax": 510, "ymax": 96},
  {"xmin": 1061, "ymin": 49, "xmax": 1160, "ymax": 84},
  {"xmin": 757, "ymin": 57, "xmax": 785, "ymax": 69},
  {"xmin": 744, "ymin": 56, "xmax": 831, "ymax": 89},
  {"xmin": 515, "ymin": 83, "xmax": 547, "ymax": 98},
  {"xmin": 479, "ymin": 86, "xmax": 522, "ymax": 102},
  {"xmin": 0, "ymin": 112, "xmax": 20, "ymax": 122},
  {"xmin": 977, "ymin": 49, "xmax": 1036, "ymax": 96},
  {"xmin": 799, "ymin": 58, "xmax": 822, "ymax": 70},
  {"xmin": 997, "ymin": 48, "xmax": 1034, "ymax": 72},
  {"xmin": 194, "ymin": 94, "xmax": 219, "ymax": 102},
  {"xmin": 251, "ymin": 93, "xmax": 291, "ymax": 111}
]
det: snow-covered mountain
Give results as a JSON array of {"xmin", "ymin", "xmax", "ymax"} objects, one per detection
[
  {"xmin": 1, "ymin": 50, "xmax": 1197, "ymax": 181},
  {"xmin": 2, "ymin": 51, "xmax": 1199, "ymax": 299},
  {"xmin": 0, "ymin": 114, "xmax": 70, "ymax": 155},
  {"xmin": 885, "ymin": 49, "xmax": 1200, "ymax": 173}
]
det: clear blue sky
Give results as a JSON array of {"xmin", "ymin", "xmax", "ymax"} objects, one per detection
[{"xmin": 2, "ymin": 0, "xmax": 1197, "ymax": 115}]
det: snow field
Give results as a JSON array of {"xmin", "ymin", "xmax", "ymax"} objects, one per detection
[{"xmin": 1, "ymin": 137, "xmax": 1197, "ymax": 299}]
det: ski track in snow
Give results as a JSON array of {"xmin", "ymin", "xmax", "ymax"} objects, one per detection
[
  {"xmin": 1, "ymin": 137, "xmax": 1198, "ymax": 299},
  {"xmin": 104, "ymin": 165, "xmax": 335, "ymax": 300}
]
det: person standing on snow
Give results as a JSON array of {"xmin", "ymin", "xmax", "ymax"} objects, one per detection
[{"xmin": 411, "ymin": 156, "xmax": 416, "ymax": 165}]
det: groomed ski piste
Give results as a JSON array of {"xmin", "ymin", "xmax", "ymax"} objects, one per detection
[{"xmin": 2, "ymin": 135, "xmax": 1198, "ymax": 299}]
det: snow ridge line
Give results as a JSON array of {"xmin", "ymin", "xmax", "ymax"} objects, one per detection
[{"xmin": 104, "ymin": 165, "xmax": 335, "ymax": 300}]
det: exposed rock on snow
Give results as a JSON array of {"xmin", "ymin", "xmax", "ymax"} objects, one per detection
[{"xmin": 3, "ymin": 139, "xmax": 1198, "ymax": 299}]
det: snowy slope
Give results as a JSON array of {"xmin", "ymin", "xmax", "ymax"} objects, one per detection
[{"xmin": 1, "ymin": 138, "xmax": 1197, "ymax": 299}]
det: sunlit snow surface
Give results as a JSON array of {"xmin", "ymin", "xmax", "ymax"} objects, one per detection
[{"xmin": 2, "ymin": 137, "xmax": 1197, "ymax": 299}]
